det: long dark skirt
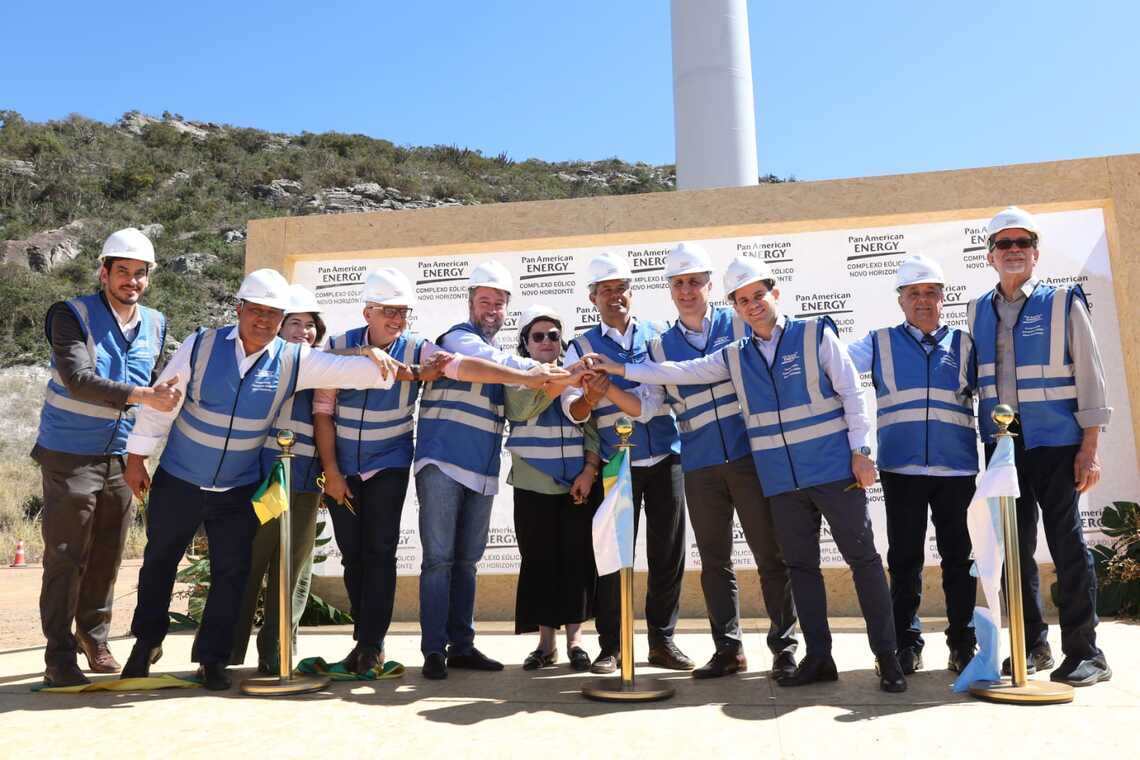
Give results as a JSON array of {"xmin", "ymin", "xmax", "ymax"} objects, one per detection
[{"xmin": 513, "ymin": 484, "xmax": 601, "ymax": 634}]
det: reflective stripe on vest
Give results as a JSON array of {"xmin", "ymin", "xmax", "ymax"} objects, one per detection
[
  {"xmin": 968, "ymin": 283, "xmax": 1083, "ymax": 449},
  {"xmin": 330, "ymin": 328, "xmax": 421, "ymax": 475},
  {"xmin": 37, "ymin": 294, "xmax": 164, "ymax": 455},
  {"xmin": 506, "ymin": 401, "xmax": 585, "ymax": 486},
  {"xmin": 650, "ymin": 306, "xmax": 750, "ymax": 471},
  {"xmin": 159, "ymin": 328, "xmax": 301, "ymax": 488},
  {"xmin": 572, "ymin": 323, "xmax": 679, "ymax": 463},
  {"xmin": 870, "ymin": 325, "xmax": 978, "ymax": 472},
  {"xmin": 260, "ymin": 389, "xmax": 322, "ymax": 493},
  {"xmin": 724, "ymin": 317, "xmax": 851, "ymax": 496},
  {"xmin": 414, "ymin": 322, "xmax": 506, "ymax": 477}
]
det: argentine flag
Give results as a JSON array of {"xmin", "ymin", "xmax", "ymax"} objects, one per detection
[
  {"xmin": 592, "ymin": 448, "xmax": 635, "ymax": 576},
  {"xmin": 952, "ymin": 433, "xmax": 1020, "ymax": 692}
]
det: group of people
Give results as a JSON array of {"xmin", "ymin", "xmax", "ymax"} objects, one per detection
[{"xmin": 34, "ymin": 205, "xmax": 1113, "ymax": 695}]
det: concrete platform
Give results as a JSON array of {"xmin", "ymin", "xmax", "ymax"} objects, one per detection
[{"xmin": 2, "ymin": 618, "xmax": 1137, "ymax": 759}]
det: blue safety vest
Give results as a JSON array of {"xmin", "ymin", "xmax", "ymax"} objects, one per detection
[
  {"xmin": 968, "ymin": 283, "xmax": 1085, "ymax": 449},
  {"xmin": 724, "ymin": 317, "xmax": 851, "ymax": 496},
  {"xmin": 570, "ymin": 320, "xmax": 680, "ymax": 463},
  {"xmin": 37, "ymin": 293, "xmax": 165, "ymax": 456},
  {"xmin": 869, "ymin": 324, "xmax": 978, "ymax": 472},
  {"xmin": 414, "ymin": 322, "xmax": 506, "ymax": 477},
  {"xmin": 649, "ymin": 307, "xmax": 750, "ymax": 472},
  {"xmin": 160, "ymin": 327, "xmax": 301, "ymax": 488},
  {"xmin": 260, "ymin": 390, "xmax": 321, "ymax": 494},
  {"xmin": 506, "ymin": 399, "xmax": 586, "ymax": 487},
  {"xmin": 330, "ymin": 327, "xmax": 423, "ymax": 475}
]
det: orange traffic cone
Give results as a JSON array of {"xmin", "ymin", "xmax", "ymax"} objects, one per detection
[{"xmin": 10, "ymin": 539, "xmax": 27, "ymax": 568}]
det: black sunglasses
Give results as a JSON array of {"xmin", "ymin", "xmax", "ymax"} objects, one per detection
[
  {"xmin": 992, "ymin": 237, "xmax": 1036, "ymax": 251},
  {"xmin": 528, "ymin": 329, "xmax": 561, "ymax": 343}
]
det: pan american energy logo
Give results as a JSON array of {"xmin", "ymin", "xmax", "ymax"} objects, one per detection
[
  {"xmin": 941, "ymin": 282, "xmax": 969, "ymax": 328},
  {"xmin": 737, "ymin": 238, "xmax": 795, "ymax": 281},
  {"xmin": 795, "ymin": 290, "xmax": 856, "ymax": 336},
  {"xmin": 313, "ymin": 264, "xmax": 368, "ymax": 306},
  {"xmin": 574, "ymin": 304, "xmax": 599, "ymax": 334},
  {"xmin": 625, "ymin": 246, "xmax": 670, "ymax": 292},
  {"xmin": 518, "ymin": 252, "xmax": 575, "ymax": 298},
  {"xmin": 846, "ymin": 231, "xmax": 907, "ymax": 278},
  {"xmin": 962, "ymin": 223, "xmax": 990, "ymax": 270},
  {"xmin": 416, "ymin": 258, "xmax": 469, "ymax": 303}
]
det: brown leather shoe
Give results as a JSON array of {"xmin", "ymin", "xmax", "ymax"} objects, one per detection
[
  {"xmin": 647, "ymin": 640, "xmax": 695, "ymax": 671},
  {"xmin": 44, "ymin": 661, "xmax": 91, "ymax": 688},
  {"xmin": 76, "ymin": 633, "xmax": 121, "ymax": 674},
  {"xmin": 692, "ymin": 650, "xmax": 747, "ymax": 679}
]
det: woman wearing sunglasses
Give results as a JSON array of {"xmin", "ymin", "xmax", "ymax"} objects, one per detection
[
  {"xmin": 506, "ymin": 305, "xmax": 603, "ymax": 672},
  {"xmin": 231, "ymin": 284, "xmax": 327, "ymax": 673}
]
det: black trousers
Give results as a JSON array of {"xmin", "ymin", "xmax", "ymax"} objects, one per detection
[
  {"xmin": 595, "ymin": 454, "xmax": 686, "ymax": 653},
  {"xmin": 684, "ymin": 456, "xmax": 797, "ymax": 655},
  {"xmin": 769, "ymin": 478, "xmax": 896, "ymax": 659},
  {"xmin": 34, "ymin": 446, "xmax": 135, "ymax": 667},
  {"xmin": 327, "ymin": 467, "xmax": 409, "ymax": 650},
  {"xmin": 513, "ymin": 484, "xmax": 600, "ymax": 633},
  {"xmin": 985, "ymin": 433, "xmax": 1100, "ymax": 660},
  {"xmin": 131, "ymin": 467, "xmax": 260, "ymax": 665},
  {"xmin": 879, "ymin": 471, "xmax": 977, "ymax": 652}
]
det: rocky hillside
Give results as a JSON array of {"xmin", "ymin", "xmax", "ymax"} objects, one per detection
[{"xmin": 0, "ymin": 110, "xmax": 786, "ymax": 365}]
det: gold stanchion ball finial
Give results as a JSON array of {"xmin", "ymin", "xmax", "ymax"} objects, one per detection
[
  {"xmin": 614, "ymin": 417, "xmax": 634, "ymax": 447},
  {"xmin": 992, "ymin": 404, "xmax": 1015, "ymax": 436},
  {"xmin": 276, "ymin": 429, "xmax": 296, "ymax": 451}
]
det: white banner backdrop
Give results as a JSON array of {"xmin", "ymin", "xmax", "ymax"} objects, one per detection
[{"xmin": 291, "ymin": 205, "xmax": 1138, "ymax": 576}]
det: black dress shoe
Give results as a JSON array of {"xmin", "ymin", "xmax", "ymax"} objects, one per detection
[
  {"xmin": 692, "ymin": 650, "xmax": 747, "ymax": 679},
  {"xmin": 1049, "ymin": 654, "xmax": 1112, "ymax": 687},
  {"xmin": 568, "ymin": 646, "xmax": 591, "ymax": 672},
  {"xmin": 876, "ymin": 653, "xmax": 908, "ymax": 693},
  {"xmin": 121, "ymin": 641, "xmax": 163, "ymax": 678},
  {"xmin": 897, "ymin": 646, "xmax": 923, "ymax": 675},
  {"xmin": 352, "ymin": 645, "xmax": 383, "ymax": 675},
  {"xmin": 947, "ymin": 646, "xmax": 976, "ymax": 673},
  {"xmin": 771, "ymin": 651, "xmax": 798, "ymax": 680},
  {"xmin": 340, "ymin": 643, "xmax": 364, "ymax": 673},
  {"xmin": 522, "ymin": 648, "xmax": 557, "ymax": 671},
  {"xmin": 590, "ymin": 651, "xmax": 619, "ymax": 674},
  {"xmin": 197, "ymin": 663, "xmax": 232, "ymax": 691},
  {"xmin": 447, "ymin": 647, "xmax": 504, "ymax": 671},
  {"xmin": 422, "ymin": 652, "xmax": 448, "ymax": 680},
  {"xmin": 43, "ymin": 662, "xmax": 91, "ymax": 688},
  {"xmin": 1001, "ymin": 643, "xmax": 1054, "ymax": 676},
  {"xmin": 647, "ymin": 640, "xmax": 695, "ymax": 670},
  {"xmin": 776, "ymin": 654, "xmax": 838, "ymax": 687}
]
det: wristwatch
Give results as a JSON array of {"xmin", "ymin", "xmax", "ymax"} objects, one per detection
[
  {"xmin": 852, "ymin": 446, "xmax": 872, "ymax": 457},
  {"xmin": 410, "ymin": 364, "xmax": 422, "ymax": 381}
]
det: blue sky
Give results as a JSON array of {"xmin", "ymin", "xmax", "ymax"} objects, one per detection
[{"xmin": 4, "ymin": 1, "xmax": 1137, "ymax": 180}]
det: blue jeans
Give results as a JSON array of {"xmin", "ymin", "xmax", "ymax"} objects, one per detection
[{"xmin": 415, "ymin": 464, "xmax": 494, "ymax": 656}]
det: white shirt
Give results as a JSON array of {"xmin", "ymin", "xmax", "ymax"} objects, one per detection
[
  {"xmin": 676, "ymin": 306, "xmax": 714, "ymax": 351},
  {"xmin": 126, "ymin": 326, "xmax": 394, "ymax": 459},
  {"xmin": 624, "ymin": 314, "xmax": 872, "ymax": 452},
  {"xmin": 414, "ymin": 324, "xmax": 539, "ymax": 496},
  {"xmin": 561, "ymin": 317, "xmax": 668, "ymax": 467},
  {"xmin": 847, "ymin": 323, "xmax": 973, "ymax": 477}
]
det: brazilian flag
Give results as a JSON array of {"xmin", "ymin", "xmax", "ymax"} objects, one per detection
[{"xmin": 251, "ymin": 460, "xmax": 289, "ymax": 525}]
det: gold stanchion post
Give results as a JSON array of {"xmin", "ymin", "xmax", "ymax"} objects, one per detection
[
  {"xmin": 582, "ymin": 418, "xmax": 674, "ymax": 702},
  {"xmin": 969, "ymin": 406, "xmax": 1074, "ymax": 705},
  {"xmin": 241, "ymin": 430, "xmax": 330, "ymax": 696}
]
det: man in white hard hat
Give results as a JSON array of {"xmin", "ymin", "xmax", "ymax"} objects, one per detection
[
  {"xmin": 967, "ymin": 206, "xmax": 1112, "ymax": 686},
  {"xmin": 585, "ymin": 256, "xmax": 907, "ymax": 692},
  {"xmin": 640, "ymin": 242, "xmax": 799, "ymax": 680},
  {"xmin": 412, "ymin": 261, "xmax": 582, "ymax": 679},
  {"xmin": 846, "ymin": 254, "xmax": 979, "ymax": 676},
  {"xmin": 33, "ymin": 227, "xmax": 179, "ymax": 687},
  {"xmin": 563, "ymin": 251, "xmax": 693, "ymax": 674},
  {"xmin": 118, "ymin": 268, "xmax": 409, "ymax": 690}
]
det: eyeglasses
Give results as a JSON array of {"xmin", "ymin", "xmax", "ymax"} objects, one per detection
[
  {"xmin": 992, "ymin": 237, "xmax": 1036, "ymax": 251},
  {"xmin": 528, "ymin": 330, "xmax": 561, "ymax": 343},
  {"xmin": 367, "ymin": 306, "xmax": 413, "ymax": 319}
]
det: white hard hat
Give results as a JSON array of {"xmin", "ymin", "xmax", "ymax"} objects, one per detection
[
  {"xmin": 285, "ymin": 283, "xmax": 322, "ymax": 315},
  {"xmin": 518, "ymin": 304, "xmax": 563, "ymax": 333},
  {"xmin": 362, "ymin": 268, "xmax": 414, "ymax": 306},
  {"xmin": 587, "ymin": 252, "xmax": 633, "ymax": 286},
  {"xmin": 722, "ymin": 256, "xmax": 775, "ymax": 298},
  {"xmin": 986, "ymin": 206, "xmax": 1039, "ymax": 241},
  {"xmin": 236, "ymin": 268, "xmax": 290, "ymax": 311},
  {"xmin": 665, "ymin": 242, "xmax": 713, "ymax": 279},
  {"xmin": 895, "ymin": 255, "xmax": 945, "ymax": 291},
  {"xmin": 468, "ymin": 260, "xmax": 513, "ymax": 294},
  {"xmin": 100, "ymin": 228, "xmax": 156, "ymax": 265}
]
